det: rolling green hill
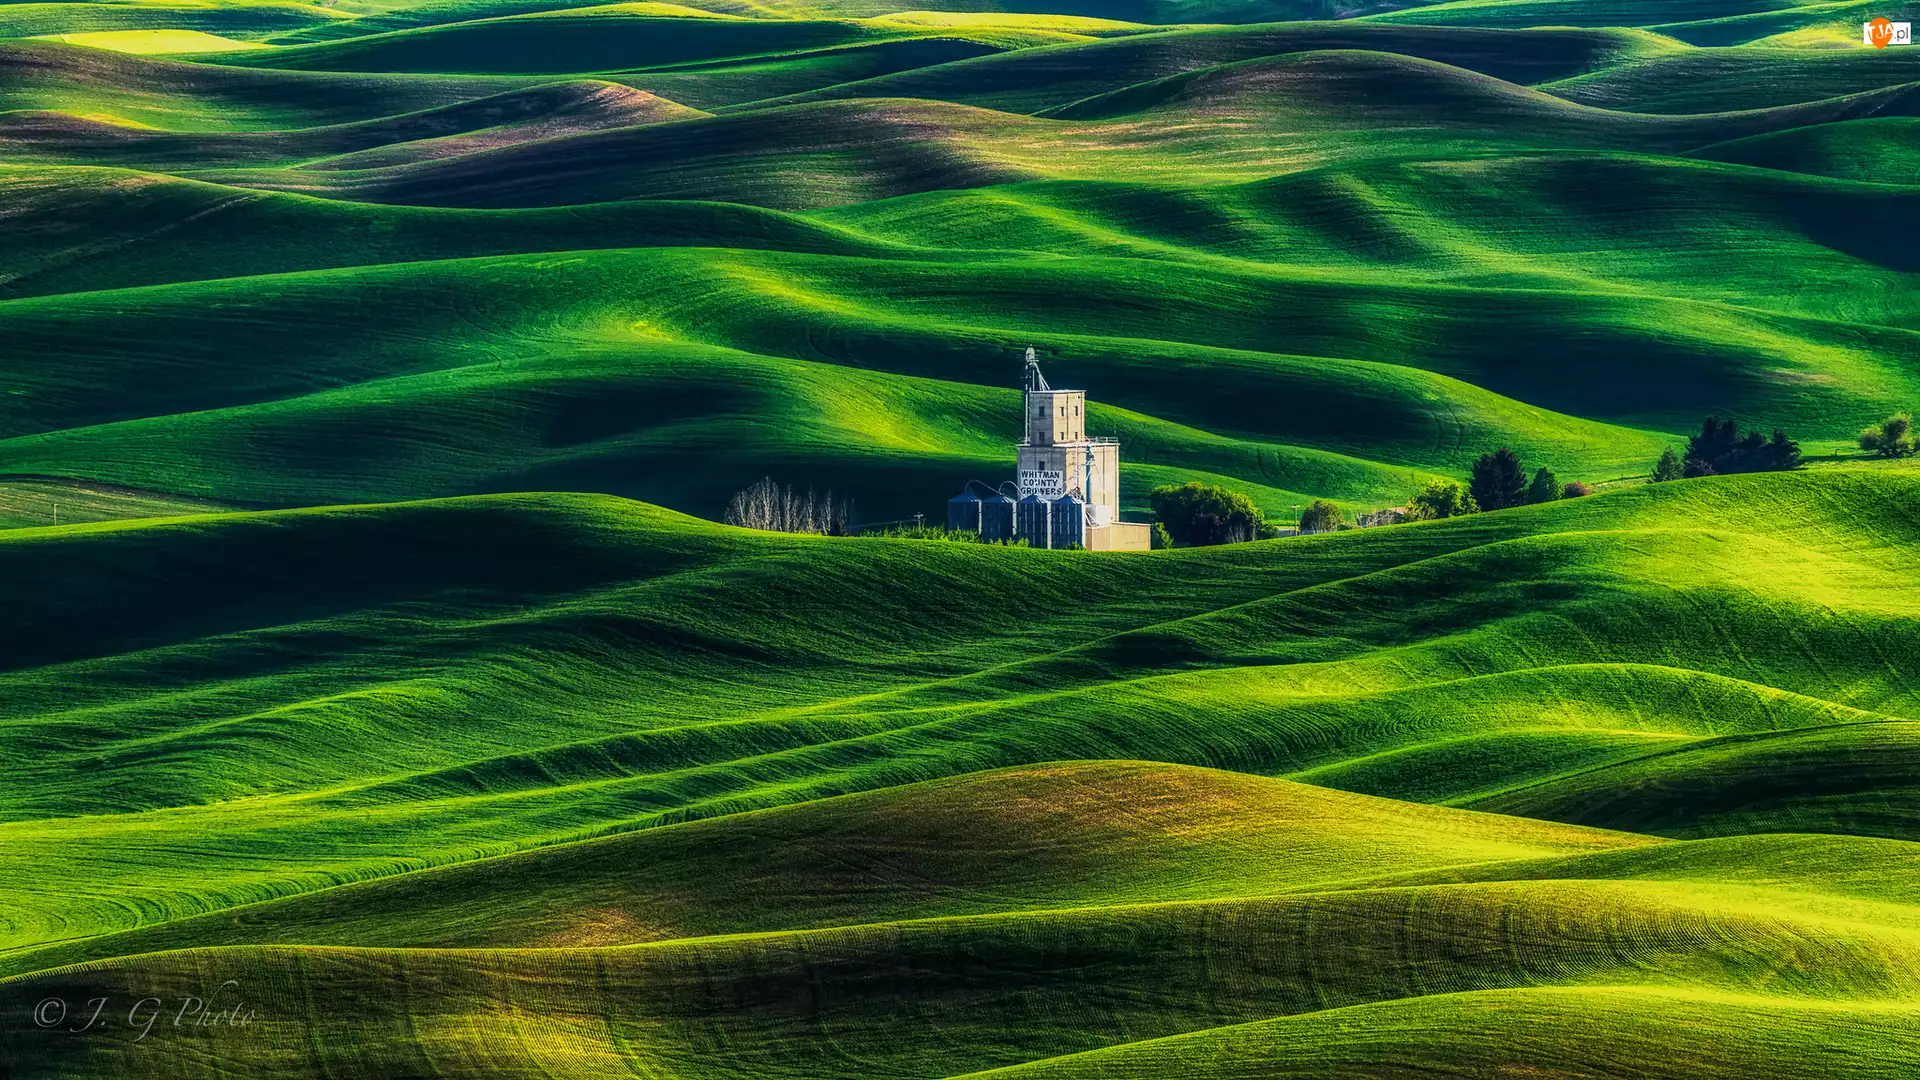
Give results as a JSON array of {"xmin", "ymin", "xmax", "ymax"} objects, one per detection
[
  {"xmin": 0, "ymin": 0, "xmax": 349, "ymax": 41},
  {"xmin": 3, "ymin": 0, "xmax": 1917, "ymax": 1075},
  {"xmin": 1540, "ymin": 47, "xmax": 1920, "ymax": 111},
  {"xmin": 200, "ymin": 12, "xmax": 999, "ymax": 74},
  {"xmin": 5, "ymin": 26, "xmax": 1914, "ymax": 522},
  {"xmin": 4, "ymin": 471, "xmax": 1920, "ymax": 1076},
  {"xmin": 0, "ymin": 79, "xmax": 703, "ymax": 166},
  {"xmin": 0, "ymin": 40, "xmax": 537, "ymax": 129},
  {"xmin": 738, "ymin": 22, "xmax": 1683, "ymax": 112},
  {"xmin": 1695, "ymin": 116, "xmax": 1920, "ymax": 181}
]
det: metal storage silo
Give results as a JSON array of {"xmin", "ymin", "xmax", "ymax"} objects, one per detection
[
  {"xmin": 1017, "ymin": 494, "xmax": 1052, "ymax": 548},
  {"xmin": 947, "ymin": 490, "xmax": 982, "ymax": 533},
  {"xmin": 1051, "ymin": 492, "xmax": 1085, "ymax": 549},
  {"xmin": 980, "ymin": 493, "xmax": 1016, "ymax": 542}
]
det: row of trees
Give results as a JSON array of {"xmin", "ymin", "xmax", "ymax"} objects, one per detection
[
  {"xmin": 1650, "ymin": 417, "xmax": 1801, "ymax": 483},
  {"xmin": 1149, "ymin": 447, "xmax": 1592, "ymax": 547},
  {"xmin": 1646, "ymin": 411, "xmax": 1920, "ymax": 479},
  {"xmin": 1402, "ymin": 449, "xmax": 1591, "ymax": 521},
  {"xmin": 1407, "ymin": 466, "xmax": 1590, "ymax": 519},
  {"xmin": 1469, "ymin": 447, "xmax": 1590, "ymax": 511},
  {"xmin": 722, "ymin": 477, "xmax": 858, "ymax": 535}
]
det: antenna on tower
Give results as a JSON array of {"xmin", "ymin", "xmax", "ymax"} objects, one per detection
[{"xmin": 1023, "ymin": 346, "xmax": 1049, "ymax": 392}]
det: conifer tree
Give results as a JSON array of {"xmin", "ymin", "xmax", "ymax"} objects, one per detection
[
  {"xmin": 1526, "ymin": 466, "xmax": 1562, "ymax": 504},
  {"xmin": 1470, "ymin": 448, "xmax": 1528, "ymax": 511}
]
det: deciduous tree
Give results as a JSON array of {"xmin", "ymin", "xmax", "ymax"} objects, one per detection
[
  {"xmin": 1407, "ymin": 480, "xmax": 1476, "ymax": 520},
  {"xmin": 1149, "ymin": 482, "xmax": 1265, "ymax": 547},
  {"xmin": 1298, "ymin": 499, "xmax": 1345, "ymax": 534},
  {"xmin": 723, "ymin": 478, "xmax": 855, "ymax": 535},
  {"xmin": 1860, "ymin": 413, "xmax": 1916, "ymax": 457}
]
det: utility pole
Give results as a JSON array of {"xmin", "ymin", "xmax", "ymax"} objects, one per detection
[{"xmin": 50, "ymin": 498, "xmax": 57, "ymax": 528}]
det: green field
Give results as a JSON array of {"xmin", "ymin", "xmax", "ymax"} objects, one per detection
[{"xmin": 4, "ymin": 0, "xmax": 1920, "ymax": 1074}]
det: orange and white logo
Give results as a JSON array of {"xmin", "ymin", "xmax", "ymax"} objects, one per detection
[{"xmin": 1865, "ymin": 17, "xmax": 1912, "ymax": 46}]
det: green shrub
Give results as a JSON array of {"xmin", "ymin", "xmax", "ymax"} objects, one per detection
[{"xmin": 867, "ymin": 524, "xmax": 980, "ymax": 542}]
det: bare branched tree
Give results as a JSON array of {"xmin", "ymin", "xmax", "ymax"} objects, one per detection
[
  {"xmin": 723, "ymin": 478, "xmax": 856, "ymax": 535},
  {"xmin": 1356, "ymin": 508, "xmax": 1409, "ymax": 529}
]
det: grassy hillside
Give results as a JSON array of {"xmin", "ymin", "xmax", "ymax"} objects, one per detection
[
  {"xmin": 1, "ymin": 18, "xmax": 1915, "ymax": 521},
  {"xmin": 0, "ymin": 79, "xmax": 703, "ymax": 166},
  {"xmin": 0, "ymin": 476, "xmax": 228, "ymax": 526},
  {"xmin": 740, "ymin": 22, "xmax": 1683, "ymax": 112},
  {"xmin": 0, "ymin": 0, "xmax": 348, "ymax": 40},
  {"xmin": 4, "ymin": 0, "xmax": 1917, "ymax": 1076},
  {"xmin": 3, "ymin": 12, "xmax": 1915, "ymax": 519},
  {"xmin": 0, "ymin": 41, "xmax": 537, "ymax": 129},
  {"xmin": 1695, "ymin": 116, "xmax": 1920, "ymax": 181},
  {"xmin": 3, "ymin": 472, "xmax": 1920, "ymax": 1076},
  {"xmin": 1541, "ymin": 47, "xmax": 1920, "ymax": 111},
  {"xmin": 200, "ymin": 12, "xmax": 1009, "ymax": 75}
]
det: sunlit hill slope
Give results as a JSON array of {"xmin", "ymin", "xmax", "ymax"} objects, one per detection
[{"xmin": 5, "ymin": 0, "xmax": 1920, "ymax": 1076}]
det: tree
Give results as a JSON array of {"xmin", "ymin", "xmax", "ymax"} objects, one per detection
[
  {"xmin": 1150, "ymin": 522, "xmax": 1175, "ymax": 550},
  {"xmin": 1765, "ymin": 429, "xmax": 1801, "ymax": 471},
  {"xmin": 1684, "ymin": 416, "xmax": 1800, "ymax": 475},
  {"xmin": 1860, "ymin": 413, "xmax": 1916, "ymax": 458},
  {"xmin": 1651, "ymin": 448, "xmax": 1684, "ymax": 483},
  {"xmin": 1684, "ymin": 416, "xmax": 1740, "ymax": 476},
  {"xmin": 1298, "ymin": 499, "xmax": 1345, "ymax": 534},
  {"xmin": 1561, "ymin": 481, "xmax": 1592, "ymax": 498},
  {"xmin": 1525, "ymin": 466, "xmax": 1562, "ymax": 505},
  {"xmin": 1149, "ymin": 482, "xmax": 1265, "ymax": 547},
  {"xmin": 1469, "ymin": 448, "xmax": 1528, "ymax": 512},
  {"xmin": 1407, "ymin": 479, "xmax": 1476, "ymax": 521},
  {"xmin": 724, "ymin": 478, "xmax": 855, "ymax": 535}
]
